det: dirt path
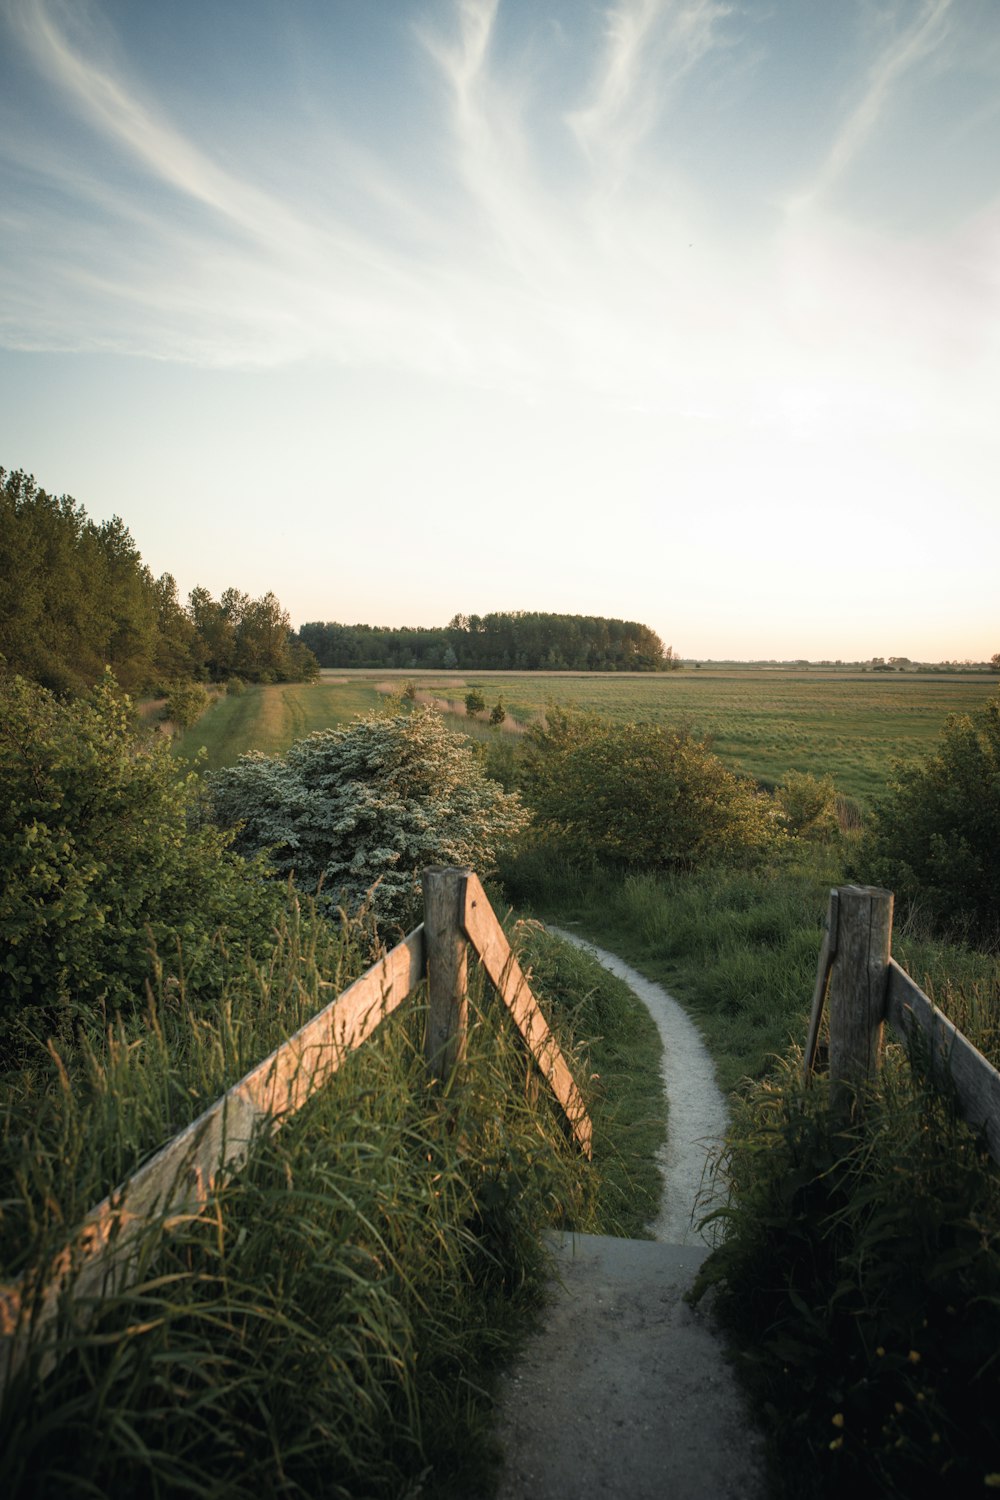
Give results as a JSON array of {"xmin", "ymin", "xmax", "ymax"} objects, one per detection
[
  {"xmin": 492, "ymin": 930, "xmax": 767, "ymax": 1499},
  {"xmin": 546, "ymin": 927, "xmax": 728, "ymax": 1243}
]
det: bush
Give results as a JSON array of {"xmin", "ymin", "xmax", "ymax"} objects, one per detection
[
  {"xmin": 776, "ymin": 769, "xmax": 840, "ymax": 841},
  {"xmin": 489, "ymin": 697, "xmax": 506, "ymax": 727},
  {"xmin": 163, "ymin": 678, "xmax": 210, "ymax": 728},
  {"xmin": 522, "ymin": 710, "xmax": 782, "ymax": 871},
  {"xmin": 695, "ymin": 1050, "xmax": 1000, "ymax": 1497},
  {"xmin": 208, "ymin": 708, "xmax": 529, "ymax": 928},
  {"xmin": 862, "ymin": 694, "xmax": 1000, "ymax": 942},
  {"xmin": 0, "ymin": 671, "xmax": 283, "ymax": 1038},
  {"xmin": 465, "ymin": 688, "xmax": 486, "ymax": 715}
]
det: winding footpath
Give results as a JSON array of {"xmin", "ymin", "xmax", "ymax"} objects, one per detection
[{"xmin": 493, "ymin": 928, "xmax": 767, "ymax": 1500}]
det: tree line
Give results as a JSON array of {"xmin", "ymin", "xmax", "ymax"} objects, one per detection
[
  {"xmin": 296, "ymin": 611, "xmax": 677, "ymax": 672},
  {"xmin": 1, "ymin": 468, "xmax": 316, "ymax": 694}
]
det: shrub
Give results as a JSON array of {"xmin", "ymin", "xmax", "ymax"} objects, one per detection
[
  {"xmin": 0, "ymin": 671, "xmax": 284, "ymax": 1038},
  {"xmin": 489, "ymin": 697, "xmax": 506, "ymax": 727},
  {"xmin": 163, "ymin": 678, "xmax": 210, "ymax": 728},
  {"xmin": 208, "ymin": 708, "xmax": 529, "ymax": 928},
  {"xmin": 522, "ymin": 710, "xmax": 782, "ymax": 871},
  {"xmin": 695, "ymin": 1050, "xmax": 1000, "ymax": 1497},
  {"xmin": 861, "ymin": 694, "xmax": 1000, "ymax": 942},
  {"xmin": 465, "ymin": 688, "xmax": 486, "ymax": 715},
  {"xmin": 776, "ymin": 769, "xmax": 839, "ymax": 841}
]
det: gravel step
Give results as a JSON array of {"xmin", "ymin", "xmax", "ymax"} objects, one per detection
[{"xmin": 493, "ymin": 1232, "xmax": 766, "ymax": 1500}]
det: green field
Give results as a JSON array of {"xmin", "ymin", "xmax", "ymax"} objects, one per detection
[
  {"xmin": 175, "ymin": 669, "xmax": 998, "ymax": 802},
  {"xmin": 353, "ymin": 668, "xmax": 997, "ymax": 804},
  {"xmin": 173, "ymin": 679, "xmax": 384, "ymax": 770}
]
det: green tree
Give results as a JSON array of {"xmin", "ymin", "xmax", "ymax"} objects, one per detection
[
  {"xmin": 465, "ymin": 688, "xmax": 486, "ymax": 715},
  {"xmin": 209, "ymin": 708, "xmax": 529, "ymax": 927},
  {"xmin": 0, "ymin": 671, "xmax": 283, "ymax": 1037},
  {"xmin": 523, "ymin": 712, "xmax": 780, "ymax": 870},
  {"xmin": 489, "ymin": 697, "xmax": 506, "ymax": 727},
  {"xmin": 862, "ymin": 694, "xmax": 1000, "ymax": 941}
]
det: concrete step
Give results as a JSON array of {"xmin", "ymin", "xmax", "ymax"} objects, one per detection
[{"xmin": 493, "ymin": 1233, "xmax": 767, "ymax": 1500}]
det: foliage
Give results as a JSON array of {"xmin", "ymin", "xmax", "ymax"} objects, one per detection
[
  {"xmin": 297, "ymin": 611, "xmax": 673, "ymax": 671},
  {"xmin": 0, "ymin": 467, "xmax": 191, "ymax": 694},
  {"xmin": 209, "ymin": 708, "xmax": 529, "ymax": 928},
  {"xmin": 465, "ymin": 687, "xmax": 486, "ymax": 715},
  {"xmin": 489, "ymin": 696, "xmax": 506, "ymax": 727},
  {"xmin": 776, "ymin": 769, "xmax": 840, "ymax": 841},
  {"xmin": 862, "ymin": 693, "xmax": 1000, "ymax": 942},
  {"xmin": 163, "ymin": 678, "xmax": 210, "ymax": 729},
  {"xmin": 693, "ymin": 1050, "xmax": 1000, "ymax": 1498},
  {"xmin": 0, "ymin": 671, "xmax": 283, "ymax": 1038},
  {"xmin": 521, "ymin": 710, "xmax": 782, "ymax": 872},
  {"xmin": 0, "ymin": 906, "xmax": 601, "ymax": 1499},
  {"xmin": 187, "ymin": 585, "xmax": 318, "ymax": 684},
  {"xmin": 502, "ymin": 839, "xmax": 845, "ymax": 1089},
  {"xmin": 0, "ymin": 467, "xmax": 317, "ymax": 695}
]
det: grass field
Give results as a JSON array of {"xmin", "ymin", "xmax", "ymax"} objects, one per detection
[
  {"xmin": 173, "ymin": 679, "xmax": 384, "ymax": 769},
  {"xmin": 172, "ymin": 669, "xmax": 998, "ymax": 803},
  {"xmin": 346, "ymin": 668, "xmax": 998, "ymax": 804}
]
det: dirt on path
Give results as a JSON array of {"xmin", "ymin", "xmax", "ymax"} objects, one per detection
[{"xmin": 491, "ymin": 931, "xmax": 767, "ymax": 1500}]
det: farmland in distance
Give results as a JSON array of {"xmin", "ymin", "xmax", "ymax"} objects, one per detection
[{"xmin": 176, "ymin": 667, "xmax": 998, "ymax": 803}]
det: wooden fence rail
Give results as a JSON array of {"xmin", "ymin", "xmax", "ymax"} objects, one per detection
[
  {"xmin": 804, "ymin": 884, "xmax": 1000, "ymax": 1162},
  {"xmin": 0, "ymin": 867, "xmax": 591, "ymax": 1397}
]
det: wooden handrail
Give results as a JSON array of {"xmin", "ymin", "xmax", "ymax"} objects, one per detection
[
  {"xmin": 0, "ymin": 871, "xmax": 593, "ymax": 1395},
  {"xmin": 461, "ymin": 873, "xmax": 593, "ymax": 1158},
  {"xmin": 803, "ymin": 885, "xmax": 1000, "ymax": 1163}
]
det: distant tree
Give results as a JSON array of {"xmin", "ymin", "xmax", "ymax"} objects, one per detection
[
  {"xmin": 465, "ymin": 688, "xmax": 486, "ymax": 715},
  {"xmin": 992, "ymin": 653, "xmax": 1000, "ymax": 671},
  {"xmin": 489, "ymin": 698, "xmax": 507, "ymax": 727}
]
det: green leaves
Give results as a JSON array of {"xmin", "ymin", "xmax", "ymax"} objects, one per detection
[
  {"xmin": 863, "ymin": 694, "xmax": 1000, "ymax": 942},
  {"xmin": 522, "ymin": 710, "xmax": 781, "ymax": 872},
  {"xmin": 0, "ymin": 672, "xmax": 285, "ymax": 1037}
]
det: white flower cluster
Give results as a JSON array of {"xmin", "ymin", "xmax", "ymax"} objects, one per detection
[{"xmin": 209, "ymin": 708, "xmax": 528, "ymax": 926}]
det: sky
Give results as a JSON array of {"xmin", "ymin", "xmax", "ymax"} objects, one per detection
[{"xmin": 1, "ymin": 0, "xmax": 998, "ymax": 662}]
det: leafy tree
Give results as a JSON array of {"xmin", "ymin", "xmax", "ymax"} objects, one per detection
[
  {"xmin": 465, "ymin": 688, "xmax": 486, "ymax": 715},
  {"xmin": 862, "ymin": 694, "xmax": 1000, "ymax": 941},
  {"xmin": 489, "ymin": 697, "xmax": 506, "ymax": 727},
  {"xmin": 523, "ymin": 711, "xmax": 781, "ymax": 870},
  {"xmin": 209, "ymin": 709, "xmax": 529, "ymax": 927},
  {"xmin": 0, "ymin": 672, "xmax": 284, "ymax": 1038}
]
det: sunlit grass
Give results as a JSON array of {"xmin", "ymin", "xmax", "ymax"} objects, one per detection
[
  {"xmin": 356, "ymin": 669, "xmax": 996, "ymax": 804},
  {"xmin": 173, "ymin": 681, "xmax": 384, "ymax": 770}
]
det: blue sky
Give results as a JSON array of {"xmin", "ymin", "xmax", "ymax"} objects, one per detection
[{"xmin": 1, "ymin": 0, "xmax": 998, "ymax": 660}]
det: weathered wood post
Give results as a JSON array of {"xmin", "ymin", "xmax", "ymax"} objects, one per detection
[
  {"xmin": 423, "ymin": 866, "xmax": 470, "ymax": 1079},
  {"xmin": 827, "ymin": 884, "xmax": 894, "ymax": 1113}
]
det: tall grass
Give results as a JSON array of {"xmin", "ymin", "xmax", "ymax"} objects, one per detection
[
  {"xmin": 502, "ymin": 840, "xmax": 848, "ymax": 1090},
  {"xmin": 0, "ymin": 893, "xmax": 663, "ymax": 1497}
]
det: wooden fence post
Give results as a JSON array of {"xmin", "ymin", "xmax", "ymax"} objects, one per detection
[
  {"xmin": 827, "ymin": 884, "xmax": 893, "ymax": 1112},
  {"xmin": 423, "ymin": 867, "xmax": 469, "ymax": 1079}
]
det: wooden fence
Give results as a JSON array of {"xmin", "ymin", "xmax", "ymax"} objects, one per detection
[
  {"xmin": 0, "ymin": 867, "xmax": 592, "ymax": 1396},
  {"xmin": 803, "ymin": 884, "xmax": 1000, "ymax": 1161}
]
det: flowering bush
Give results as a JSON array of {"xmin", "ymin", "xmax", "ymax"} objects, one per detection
[{"xmin": 209, "ymin": 708, "xmax": 529, "ymax": 927}]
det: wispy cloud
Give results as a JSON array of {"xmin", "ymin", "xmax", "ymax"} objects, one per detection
[
  {"xmin": 792, "ymin": 0, "xmax": 955, "ymax": 211},
  {"xmin": 568, "ymin": 0, "xmax": 734, "ymax": 168},
  {"xmin": 0, "ymin": 0, "xmax": 996, "ymax": 444}
]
